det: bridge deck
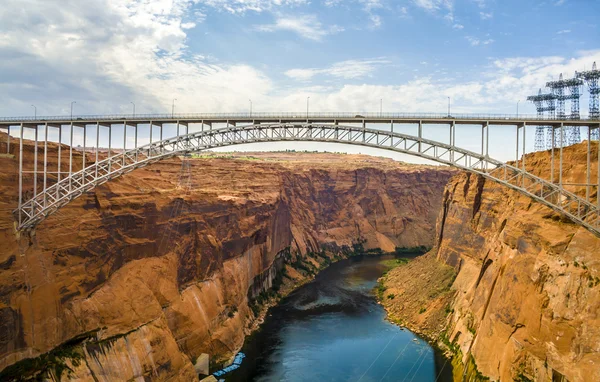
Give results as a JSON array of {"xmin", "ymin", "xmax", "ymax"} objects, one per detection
[{"xmin": 1, "ymin": 112, "xmax": 600, "ymax": 127}]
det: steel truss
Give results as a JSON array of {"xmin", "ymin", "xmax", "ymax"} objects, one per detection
[{"xmin": 13, "ymin": 123, "xmax": 600, "ymax": 236}]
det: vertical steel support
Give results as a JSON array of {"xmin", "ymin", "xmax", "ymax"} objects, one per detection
[
  {"xmin": 418, "ymin": 120, "xmax": 422, "ymax": 153},
  {"xmin": 134, "ymin": 122, "xmax": 138, "ymax": 162},
  {"xmin": 587, "ymin": 127, "xmax": 592, "ymax": 201},
  {"xmin": 95, "ymin": 122, "xmax": 99, "ymax": 180},
  {"xmin": 69, "ymin": 122, "xmax": 73, "ymax": 192},
  {"xmin": 451, "ymin": 121, "xmax": 455, "ymax": 163},
  {"xmin": 559, "ymin": 124, "xmax": 564, "ymax": 188},
  {"xmin": 481, "ymin": 124, "xmax": 484, "ymax": 170},
  {"xmin": 597, "ymin": 125, "xmax": 600, "ymax": 210},
  {"xmin": 522, "ymin": 124, "xmax": 526, "ymax": 173},
  {"xmin": 149, "ymin": 121, "xmax": 153, "ymax": 145},
  {"xmin": 486, "ymin": 122, "xmax": 489, "ymax": 156},
  {"xmin": 5, "ymin": 126, "xmax": 9, "ymax": 154},
  {"xmin": 82, "ymin": 125, "xmax": 86, "ymax": 186},
  {"xmin": 516, "ymin": 125, "xmax": 520, "ymax": 170},
  {"xmin": 43, "ymin": 123, "xmax": 48, "ymax": 208},
  {"xmin": 177, "ymin": 120, "xmax": 180, "ymax": 137},
  {"xmin": 108, "ymin": 125, "xmax": 112, "ymax": 174},
  {"xmin": 123, "ymin": 121, "xmax": 126, "ymax": 166},
  {"xmin": 18, "ymin": 123, "xmax": 23, "ymax": 227},
  {"xmin": 362, "ymin": 120, "xmax": 366, "ymax": 142},
  {"xmin": 57, "ymin": 125, "xmax": 61, "ymax": 200},
  {"xmin": 33, "ymin": 125, "xmax": 38, "ymax": 199},
  {"xmin": 551, "ymin": 126, "xmax": 555, "ymax": 184}
]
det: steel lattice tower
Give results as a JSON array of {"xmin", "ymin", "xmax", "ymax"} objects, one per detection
[
  {"xmin": 544, "ymin": 94, "xmax": 558, "ymax": 148},
  {"xmin": 528, "ymin": 88, "xmax": 556, "ymax": 150},
  {"xmin": 577, "ymin": 61, "xmax": 600, "ymax": 140},
  {"xmin": 547, "ymin": 73, "xmax": 583, "ymax": 145}
]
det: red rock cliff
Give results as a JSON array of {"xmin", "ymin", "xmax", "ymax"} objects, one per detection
[
  {"xmin": 381, "ymin": 141, "xmax": 600, "ymax": 382},
  {"xmin": 0, "ymin": 133, "xmax": 454, "ymax": 380}
]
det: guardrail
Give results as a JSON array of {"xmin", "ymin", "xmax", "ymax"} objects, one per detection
[{"xmin": 1, "ymin": 112, "xmax": 599, "ymax": 122}]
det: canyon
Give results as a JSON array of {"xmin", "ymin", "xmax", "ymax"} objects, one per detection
[
  {"xmin": 0, "ymin": 132, "xmax": 454, "ymax": 380},
  {"xmin": 1, "ymin": 130, "xmax": 599, "ymax": 381}
]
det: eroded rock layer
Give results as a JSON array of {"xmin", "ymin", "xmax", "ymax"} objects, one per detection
[
  {"xmin": 0, "ymin": 133, "xmax": 454, "ymax": 380},
  {"xmin": 382, "ymin": 142, "xmax": 600, "ymax": 382}
]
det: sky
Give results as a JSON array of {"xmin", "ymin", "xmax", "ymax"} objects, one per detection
[{"xmin": 1, "ymin": 0, "xmax": 599, "ymax": 163}]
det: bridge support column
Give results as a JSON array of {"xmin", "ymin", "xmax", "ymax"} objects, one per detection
[
  {"xmin": 516, "ymin": 125, "xmax": 520, "ymax": 172},
  {"xmin": 123, "ymin": 121, "xmax": 127, "ymax": 167},
  {"xmin": 418, "ymin": 120, "xmax": 422, "ymax": 153},
  {"xmin": 57, "ymin": 125, "xmax": 61, "ymax": 200},
  {"xmin": 560, "ymin": 123, "xmax": 564, "ymax": 188},
  {"xmin": 33, "ymin": 125, "xmax": 38, "ymax": 199},
  {"xmin": 551, "ymin": 126, "xmax": 555, "ymax": 184},
  {"xmin": 82, "ymin": 124, "xmax": 86, "ymax": 186},
  {"xmin": 522, "ymin": 124, "xmax": 526, "ymax": 176},
  {"xmin": 18, "ymin": 123, "xmax": 23, "ymax": 227},
  {"xmin": 450, "ymin": 121, "xmax": 455, "ymax": 163},
  {"xmin": 43, "ymin": 123, "xmax": 48, "ymax": 208},
  {"xmin": 134, "ymin": 122, "xmax": 138, "ymax": 162},
  {"xmin": 597, "ymin": 125, "xmax": 600, "ymax": 210},
  {"xmin": 69, "ymin": 122, "xmax": 73, "ymax": 192},
  {"xmin": 108, "ymin": 124, "xmax": 112, "ymax": 174},
  {"xmin": 95, "ymin": 122, "xmax": 99, "ymax": 180},
  {"xmin": 587, "ymin": 127, "xmax": 592, "ymax": 201},
  {"xmin": 149, "ymin": 121, "xmax": 153, "ymax": 145},
  {"xmin": 6, "ymin": 126, "xmax": 9, "ymax": 154}
]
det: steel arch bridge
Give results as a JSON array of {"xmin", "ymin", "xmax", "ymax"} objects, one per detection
[{"xmin": 7, "ymin": 121, "xmax": 600, "ymax": 236}]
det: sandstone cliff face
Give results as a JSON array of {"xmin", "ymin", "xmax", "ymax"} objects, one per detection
[
  {"xmin": 0, "ymin": 133, "xmax": 454, "ymax": 380},
  {"xmin": 382, "ymin": 142, "xmax": 600, "ymax": 382}
]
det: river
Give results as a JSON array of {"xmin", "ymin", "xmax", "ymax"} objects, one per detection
[{"xmin": 226, "ymin": 254, "xmax": 453, "ymax": 382}]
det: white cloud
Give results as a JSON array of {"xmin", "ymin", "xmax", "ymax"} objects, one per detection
[
  {"xmin": 0, "ymin": 0, "xmax": 273, "ymax": 114},
  {"xmin": 479, "ymin": 11, "xmax": 493, "ymax": 19},
  {"xmin": 285, "ymin": 59, "xmax": 391, "ymax": 80},
  {"xmin": 452, "ymin": 23, "xmax": 464, "ymax": 29},
  {"xmin": 412, "ymin": 0, "xmax": 452, "ymax": 11},
  {"xmin": 411, "ymin": 0, "xmax": 454, "ymax": 23},
  {"xmin": 181, "ymin": 22, "xmax": 196, "ymax": 29},
  {"xmin": 466, "ymin": 36, "xmax": 494, "ymax": 46},
  {"xmin": 255, "ymin": 14, "xmax": 343, "ymax": 41},
  {"xmin": 201, "ymin": 0, "xmax": 309, "ymax": 14},
  {"xmin": 557, "ymin": 29, "xmax": 571, "ymax": 34}
]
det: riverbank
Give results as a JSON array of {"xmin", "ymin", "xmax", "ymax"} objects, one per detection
[{"xmin": 376, "ymin": 252, "xmax": 463, "ymax": 379}]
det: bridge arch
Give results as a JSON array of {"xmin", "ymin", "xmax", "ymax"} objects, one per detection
[{"xmin": 16, "ymin": 123, "xmax": 600, "ymax": 236}]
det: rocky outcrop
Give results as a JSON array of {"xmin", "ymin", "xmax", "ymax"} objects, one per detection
[
  {"xmin": 0, "ymin": 133, "xmax": 454, "ymax": 380},
  {"xmin": 382, "ymin": 142, "xmax": 600, "ymax": 381}
]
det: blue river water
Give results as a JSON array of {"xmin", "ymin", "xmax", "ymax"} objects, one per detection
[{"xmin": 226, "ymin": 254, "xmax": 452, "ymax": 382}]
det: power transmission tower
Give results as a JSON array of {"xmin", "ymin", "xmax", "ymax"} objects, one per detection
[
  {"xmin": 577, "ymin": 61, "xmax": 600, "ymax": 140},
  {"xmin": 527, "ymin": 89, "xmax": 556, "ymax": 150},
  {"xmin": 547, "ymin": 73, "xmax": 583, "ymax": 145}
]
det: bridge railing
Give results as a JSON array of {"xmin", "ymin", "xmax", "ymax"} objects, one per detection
[{"xmin": 1, "ymin": 112, "xmax": 600, "ymax": 122}]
